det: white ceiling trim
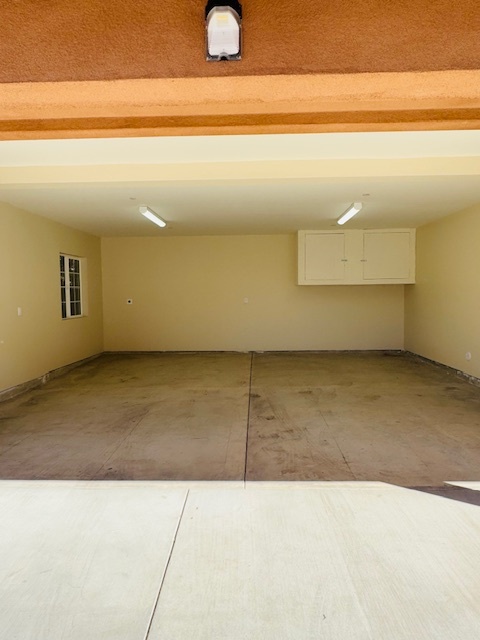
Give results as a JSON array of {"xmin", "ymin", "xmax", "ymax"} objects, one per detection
[{"xmin": 1, "ymin": 131, "xmax": 480, "ymax": 167}]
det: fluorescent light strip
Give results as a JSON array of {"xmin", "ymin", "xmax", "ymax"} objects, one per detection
[
  {"xmin": 337, "ymin": 202, "xmax": 362, "ymax": 226},
  {"xmin": 139, "ymin": 206, "xmax": 167, "ymax": 228}
]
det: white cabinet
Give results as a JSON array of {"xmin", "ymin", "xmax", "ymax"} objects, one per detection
[
  {"xmin": 298, "ymin": 229, "xmax": 415, "ymax": 285},
  {"xmin": 362, "ymin": 231, "xmax": 413, "ymax": 281},
  {"xmin": 303, "ymin": 232, "xmax": 346, "ymax": 283}
]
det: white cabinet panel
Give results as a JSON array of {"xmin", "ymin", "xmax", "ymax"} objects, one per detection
[
  {"xmin": 298, "ymin": 229, "xmax": 415, "ymax": 285},
  {"xmin": 304, "ymin": 232, "xmax": 345, "ymax": 282},
  {"xmin": 363, "ymin": 231, "xmax": 413, "ymax": 281}
]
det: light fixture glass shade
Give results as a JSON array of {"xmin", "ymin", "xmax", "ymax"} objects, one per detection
[
  {"xmin": 337, "ymin": 202, "xmax": 363, "ymax": 225},
  {"xmin": 206, "ymin": 7, "xmax": 240, "ymax": 58},
  {"xmin": 139, "ymin": 206, "xmax": 167, "ymax": 228},
  {"xmin": 205, "ymin": 2, "xmax": 242, "ymax": 61}
]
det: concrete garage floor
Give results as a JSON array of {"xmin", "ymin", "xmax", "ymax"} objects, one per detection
[{"xmin": 1, "ymin": 351, "xmax": 479, "ymax": 488}]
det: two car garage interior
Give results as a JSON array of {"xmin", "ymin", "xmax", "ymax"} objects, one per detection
[{"xmin": 1, "ymin": 132, "xmax": 480, "ymax": 638}]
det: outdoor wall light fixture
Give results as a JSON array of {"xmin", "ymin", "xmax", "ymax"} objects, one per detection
[
  {"xmin": 337, "ymin": 202, "xmax": 363, "ymax": 225},
  {"xmin": 205, "ymin": 1, "xmax": 242, "ymax": 61},
  {"xmin": 139, "ymin": 206, "xmax": 167, "ymax": 228}
]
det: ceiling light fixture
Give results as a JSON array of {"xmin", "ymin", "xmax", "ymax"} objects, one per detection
[
  {"xmin": 139, "ymin": 206, "xmax": 167, "ymax": 228},
  {"xmin": 337, "ymin": 202, "xmax": 363, "ymax": 226},
  {"xmin": 205, "ymin": 1, "xmax": 242, "ymax": 61}
]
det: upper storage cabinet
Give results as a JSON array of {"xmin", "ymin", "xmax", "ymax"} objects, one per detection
[
  {"xmin": 362, "ymin": 230, "xmax": 413, "ymax": 281},
  {"xmin": 298, "ymin": 229, "xmax": 415, "ymax": 285},
  {"xmin": 303, "ymin": 232, "xmax": 346, "ymax": 283}
]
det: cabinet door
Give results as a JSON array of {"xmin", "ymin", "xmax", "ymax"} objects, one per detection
[
  {"xmin": 303, "ymin": 232, "xmax": 346, "ymax": 283},
  {"xmin": 363, "ymin": 231, "xmax": 413, "ymax": 281}
]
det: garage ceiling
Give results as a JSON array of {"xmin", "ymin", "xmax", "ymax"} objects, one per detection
[{"xmin": 1, "ymin": 131, "xmax": 479, "ymax": 237}]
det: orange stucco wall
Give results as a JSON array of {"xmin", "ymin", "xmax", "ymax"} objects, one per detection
[{"xmin": 1, "ymin": 0, "xmax": 479, "ymax": 84}]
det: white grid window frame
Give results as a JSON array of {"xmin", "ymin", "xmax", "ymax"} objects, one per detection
[{"xmin": 60, "ymin": 254, "xmax": 83, "ymax": 319}]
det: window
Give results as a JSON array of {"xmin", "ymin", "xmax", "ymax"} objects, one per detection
[{"xmin": 60, "ymin": 254, "xmax": 83, "ymax": 319}]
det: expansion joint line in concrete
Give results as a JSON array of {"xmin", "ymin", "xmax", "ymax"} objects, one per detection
[
  {"xmin": 143, "ymin": 489, "xmax": 190, "ymax": 640},
  {"xmin": 243, "ymin": 352, "xmax": 255, "ymax": 485},
  {"xmin": 319, "ymin": 409, "xmax": 357, "ymax": 481}
]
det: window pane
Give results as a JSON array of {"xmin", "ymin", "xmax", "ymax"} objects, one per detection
[{"xmin": 61, "ymin": 254, "xmax": 83, "ymax": 319}]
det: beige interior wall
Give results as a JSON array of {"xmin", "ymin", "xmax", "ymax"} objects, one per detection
[
  {"xmin": 0, "ymin": 202, "xmax": 103, "ymax": 393},
  {"xmin": 102, "ymin": 235, "xmax": 404, "ymax": 352},
  {"xmin": 405, "ymin": 204, "xmax": 480, "ymax": 378}
]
